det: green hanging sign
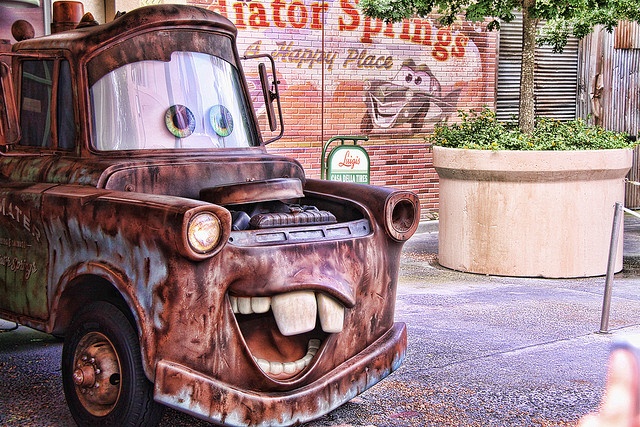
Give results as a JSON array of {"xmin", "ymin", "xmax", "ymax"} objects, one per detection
[{"xmin": 321, "ymin": 136, "xmax": 370, "ymax": 184}]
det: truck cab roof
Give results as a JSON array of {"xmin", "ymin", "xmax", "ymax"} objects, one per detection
[{"xmin": 11, "ymin": 5, "xmax": 237, "ymax": 55}]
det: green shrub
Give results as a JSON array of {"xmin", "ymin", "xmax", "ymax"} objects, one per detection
[{"xmin": 429, "ymin": 109, "xmax": 636, "ymax": 150}]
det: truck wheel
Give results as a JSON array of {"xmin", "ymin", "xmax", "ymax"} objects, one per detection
[{"xmin": 62, "ymin": 301, "xmax": 164, "ymax": 426}]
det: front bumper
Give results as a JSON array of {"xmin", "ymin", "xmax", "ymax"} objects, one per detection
[{"xmin": 154, "ymin": 322, "xmax": 407, "ymax": 426}]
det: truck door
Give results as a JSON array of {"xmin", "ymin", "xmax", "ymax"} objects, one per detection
[{"xmin": 0, "ymin": 57, "xmax": 75, "ymax": 320}]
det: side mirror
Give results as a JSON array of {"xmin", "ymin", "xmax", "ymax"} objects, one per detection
[
  {"xmin": 242, "ymin": 54, "xmax": 284, "ymax": 144},
  {"xmin": 259, "ymin": 62, "xmax": 277, "ymax": 132},
  {"xmin": 0, "ymin": 61, "xmax": 20, "ymax": 145}
]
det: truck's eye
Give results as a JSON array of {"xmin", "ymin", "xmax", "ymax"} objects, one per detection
[
  {"xmin": 209, "ymin": 105, "xmax": 234, "ymax": 137},
  {"xmin": 165, "ymin": 104, "xmax": 195, "ymax": 137},
  {"xmin": 187, "ymin": 212, "xmax": 222, "ymax": 254}
]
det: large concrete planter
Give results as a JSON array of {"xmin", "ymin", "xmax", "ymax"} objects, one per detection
[{"xmin": 433, "ymin": 146, "xmax": 633, "ymax": 278}]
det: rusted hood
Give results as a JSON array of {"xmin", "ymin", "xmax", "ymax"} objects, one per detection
[{"xmin": 0, "ymin": 152, "xmax": 306, "ymax": 200}]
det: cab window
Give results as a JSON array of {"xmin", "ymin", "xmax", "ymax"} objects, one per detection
[{"xmin": 19, "ymin": 59, "xmax": 75, "ymax": 150}]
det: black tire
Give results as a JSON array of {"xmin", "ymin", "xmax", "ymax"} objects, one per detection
[{"xmin": 62, "ymin": 301, "xmax": 164, "ymax": 426}]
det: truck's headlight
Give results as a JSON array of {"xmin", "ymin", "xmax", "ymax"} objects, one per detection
[
  {"xmin": 385, "ymin": 192, "xmax": 420, "ymax": 242},
  {"xmin": 187, "ymin": 212, "xmax": 222, "ymax": 254}
]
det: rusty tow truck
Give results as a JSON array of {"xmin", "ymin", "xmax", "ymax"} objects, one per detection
[{"xmin": 0, "ymin": 4, "xmax": 420, "ymax": 426}]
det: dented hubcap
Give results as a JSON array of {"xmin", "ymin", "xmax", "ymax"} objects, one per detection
[{"xmin": 72, "ymin": 332, "xmax": 122, "ymax": 416}]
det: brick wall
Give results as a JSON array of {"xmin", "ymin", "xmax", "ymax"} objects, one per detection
[{"xmin": 190, "ymin": 0, "xmax": 499, "ymax": 221}]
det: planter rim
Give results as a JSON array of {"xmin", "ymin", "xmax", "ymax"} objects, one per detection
[{"xmin": 432, "ymin": 146, "xmax": 633, "ymax": 174}]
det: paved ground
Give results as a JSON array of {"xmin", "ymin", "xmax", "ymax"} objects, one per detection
[{"xmin": 2, "ymin": 217, "xmax": 640, "ymax": 426}]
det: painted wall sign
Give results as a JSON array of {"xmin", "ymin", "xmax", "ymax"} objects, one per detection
[{"xmin": 190, "ymin": 0, "xmax": 494, "ymax": 139}]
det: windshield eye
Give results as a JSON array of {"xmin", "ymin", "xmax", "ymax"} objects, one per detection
[
  {"xmin": 165, "ymin": 104, "xmax": 195, "ymax": 138},
  {"xmin": 404, "ymin": 73, "xmax": 413, "ymax": 83},
  {"xmin": 414, "ymin": 76, "xmax": 423, "ymax": 86},
  {"xmin": 209, "ymin": 105, "xmax": 234, "ymax": 137}
]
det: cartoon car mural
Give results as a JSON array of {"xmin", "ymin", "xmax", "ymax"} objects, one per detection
[
  {"xmin": 361, "ymin": 58, "xmax": 460, "ymax": 133},
  {"xmin": 0, "ymin": 4, "xmax": 420, "ymax": 427}
]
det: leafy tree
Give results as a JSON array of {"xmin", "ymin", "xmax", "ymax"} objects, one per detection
[{"xmin": 359, "ymin": 0, "xmax": 640, "ymax": 134}]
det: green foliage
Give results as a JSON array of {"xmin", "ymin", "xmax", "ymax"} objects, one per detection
[
  {"xmin": 536, "ymin": 0, "xmax": 640, "ymax": 51},
  {"xmin": 359, "ymin": 0, "xmax": 640, "ymax": 52},
  {"xmin": 428, "ymin": 109, "xmax": 636, "ymax": 150},
  {"xmin": 359, "ymin": 0, "xmax": 520, "ymax": 29}
]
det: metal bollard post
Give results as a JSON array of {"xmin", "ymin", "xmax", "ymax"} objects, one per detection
[{"xmin": 599, "ymin": 201, "xmax": 623, "ymax": 334}]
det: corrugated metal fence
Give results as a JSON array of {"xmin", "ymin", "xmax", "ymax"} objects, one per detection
[
  {"xmin": 578, "ymin": 23, "xmax": 640, "ymax": 207},
  {"xmin": 497, "ymin": 13, "xmax": 579, "ymax": 122}
]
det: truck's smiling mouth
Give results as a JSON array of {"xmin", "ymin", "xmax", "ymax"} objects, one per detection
[{"xmin": 229, "ymin": 291, "xmax": 345, "ymax": 380}]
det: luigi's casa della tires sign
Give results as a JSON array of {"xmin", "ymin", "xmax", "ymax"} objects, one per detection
[{"xmin": 327, "ymin": 145, "xmax": 370, "ymax": 184}]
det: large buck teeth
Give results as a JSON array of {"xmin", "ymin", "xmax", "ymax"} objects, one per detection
[
  {"xmin": 271, "ymin": 291, "xmax": 317, "ymax": 336},
  {"xmin": 316, "ymin": 293, "xmax": 344, "ymax": 333},
  {"xmin": 254, "ymin": 339, "xmax": 321, "ymax": 376},
  {"xmin": 229, "ymin": 292, "xmax": 345, "ymax": 335}
]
